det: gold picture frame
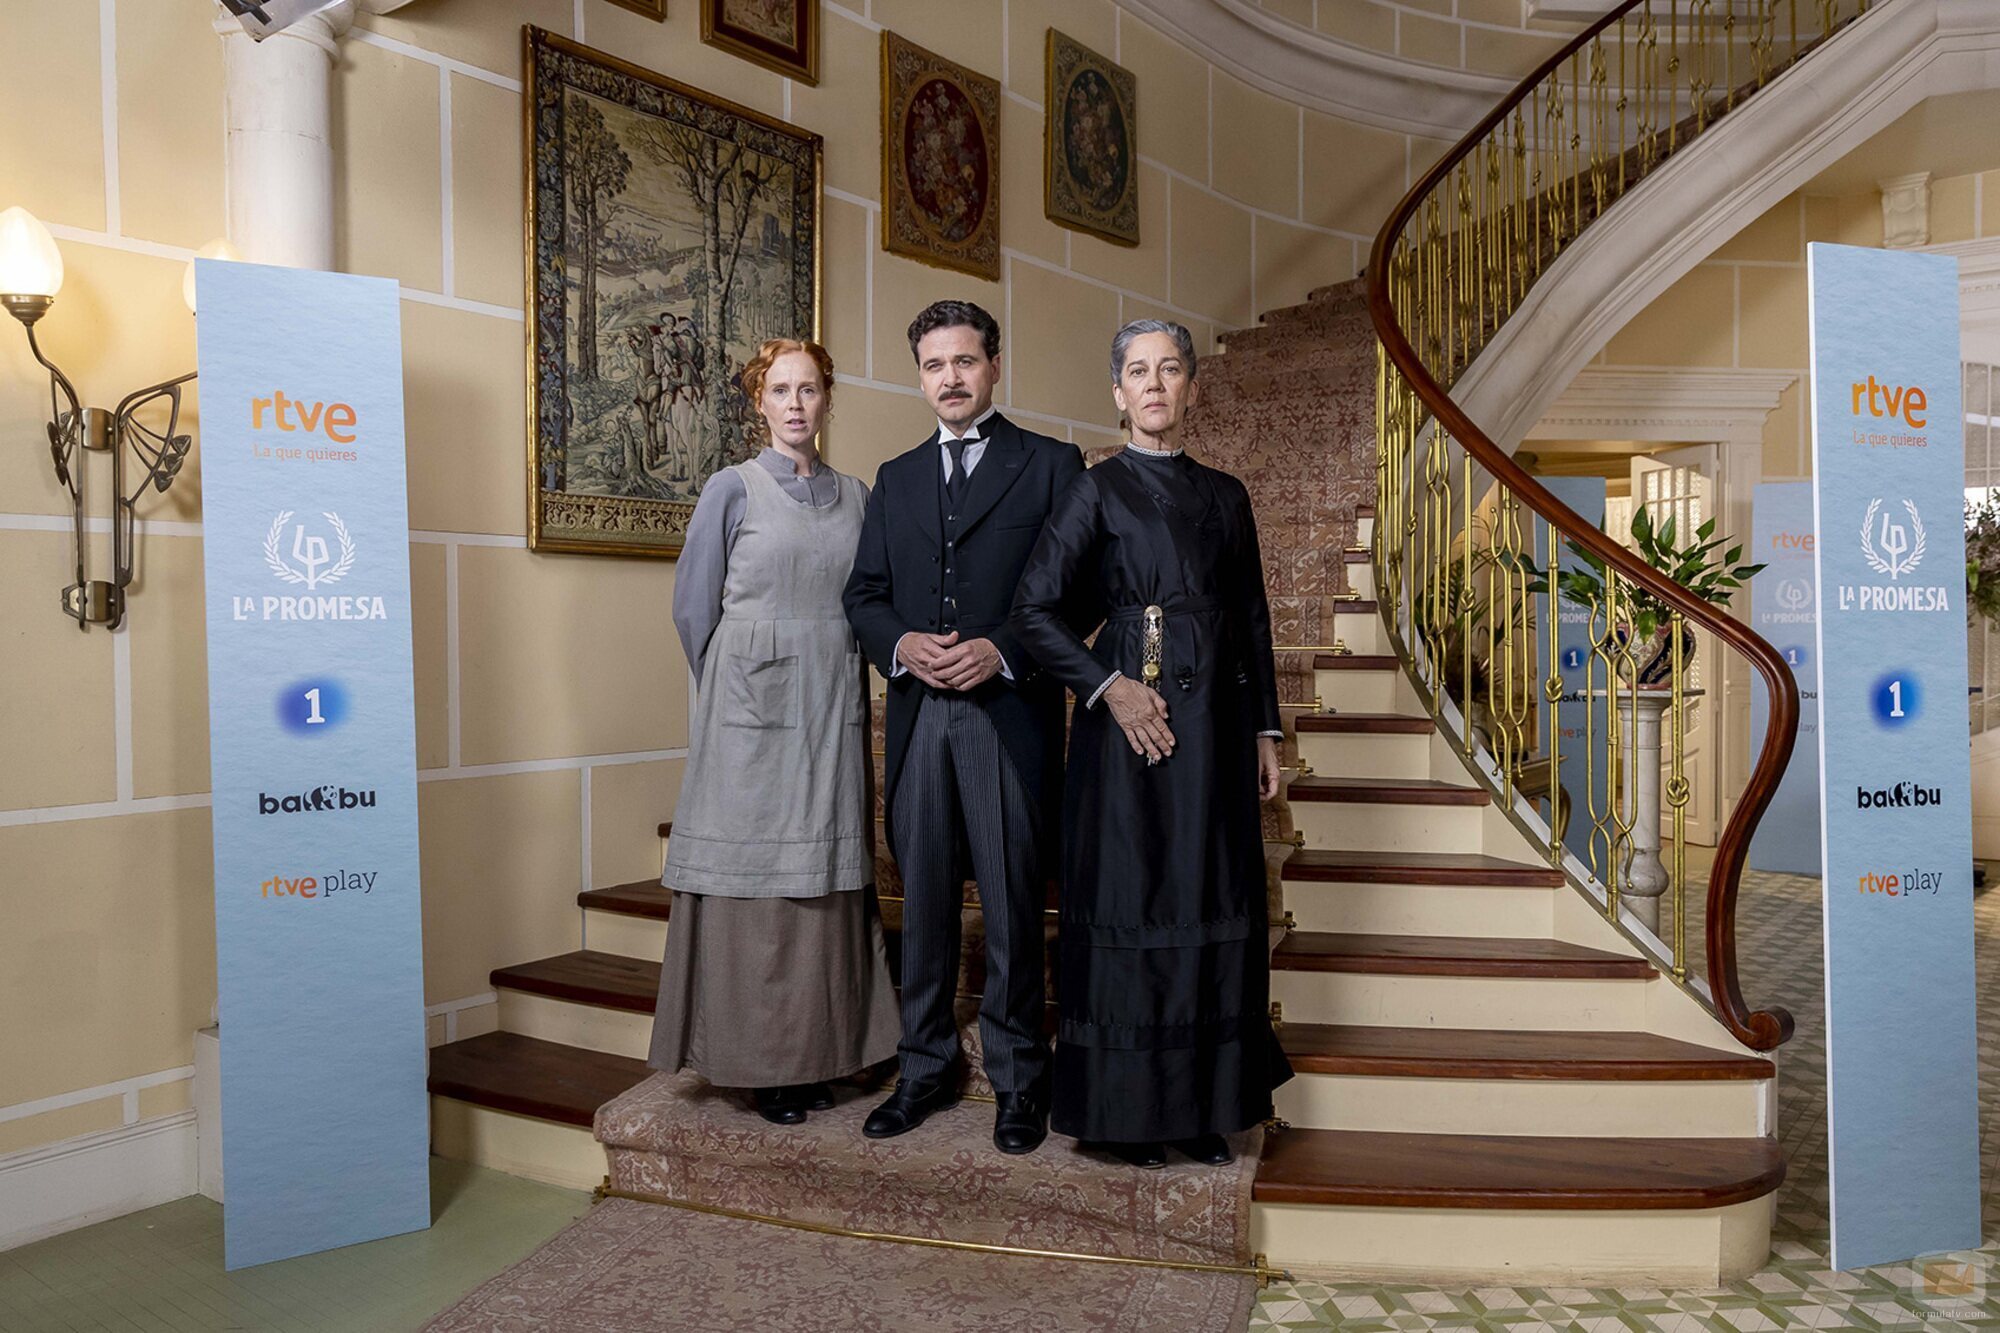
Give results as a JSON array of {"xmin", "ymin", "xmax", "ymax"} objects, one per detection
[
  {"xmin": 880, "ymin": 30, "xmax": 1001, "ymax": 281},
  {"xmin": 604, "ymin": 0, "xmax": 666, "ymax": 20},
  {"xmin": 1044, "ymin": 29, "xmax": 1138, "ymax": 247},
  {"xmin": 700, "ymin": 0, "xmax": 818, "ymax": 84},
  {"xmin": 524, "ymin": 27, "xmax": 823, "ymax": 558}
]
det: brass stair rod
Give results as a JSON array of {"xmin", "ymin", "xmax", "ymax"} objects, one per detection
[{"xmin": 596, "ymin": 1183, "xmax": 1292, "ymax": 1286}]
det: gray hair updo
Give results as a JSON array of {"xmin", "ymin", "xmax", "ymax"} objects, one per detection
[{"xmin": 1109, "ymin": 318, "xmax": 1198, "ymax": 384}]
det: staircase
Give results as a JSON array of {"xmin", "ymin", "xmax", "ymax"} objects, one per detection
[{"xmin": 424, "ymin": 265, "xmax": 1789, "ymax": 1285}]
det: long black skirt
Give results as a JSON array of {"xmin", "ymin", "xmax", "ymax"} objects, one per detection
[{"xmin": 1052, "ymin": 922, "xmax": 1290, "ymax": 1143}]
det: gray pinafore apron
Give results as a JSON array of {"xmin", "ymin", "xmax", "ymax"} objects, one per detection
[
  {"xmin": 664, "ymin": 459, "xmax": 871, "ymax": 895},
  {"xmin": 650, "ymin": 458, "xmax": 898, "ymax": 1085}
]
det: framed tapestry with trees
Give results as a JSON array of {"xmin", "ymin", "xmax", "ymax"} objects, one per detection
[{"xmin": 524, "ymin": 27, "xmax": 823, "ymax": 557}]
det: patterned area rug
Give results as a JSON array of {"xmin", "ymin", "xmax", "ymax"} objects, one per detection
[
  {"xmin": 422, "ymin": 1197, "xmax": 1256, "ymax": 1332},
  {"xmin": 1252, "ymin": 870, "xmax": 2000, "ymax": 1331},
  {"xmin": 597, "ymin": 1070, "xmax": 1262, "ymax": 1268}
]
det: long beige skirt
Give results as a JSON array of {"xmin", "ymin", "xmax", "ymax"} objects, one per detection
[{"xmin": 647, "ymin": 887, "xmax": 901, "ymax": 1087}]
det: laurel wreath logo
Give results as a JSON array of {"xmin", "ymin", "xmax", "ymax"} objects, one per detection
[
  {"xmin": 1776, "ymin": 577, "xmax": 1813, "ymax": 612},
  {"xmin": 264, "ymin": 510, "xmax": 357, "ymax": 590},
  {"xmin": 1859, "ymin": 497, "xmax": 1926, "ymax": 580}
]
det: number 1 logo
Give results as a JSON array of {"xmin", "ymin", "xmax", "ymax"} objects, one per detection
[
  {"xmin": 279, "ymin": 679, "xmax": 350, "ymax": 736},
  {"xmin": 1870, "ymin": 671, "xmax": 1919, "ymax": 729}
]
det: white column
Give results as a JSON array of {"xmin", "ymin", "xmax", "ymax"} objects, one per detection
[
  {"xmin": 212, "ymin": 2, "xmax": 357, "ymax": 270},
  {"xmin": 1617, "ymin": 691, "xmax": 1672, "ymax": 932}
]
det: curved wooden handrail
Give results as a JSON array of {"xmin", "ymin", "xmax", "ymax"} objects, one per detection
[{"xmin": 1365, "ymin": 0, "xmax": 1816, "ymax": 1050}]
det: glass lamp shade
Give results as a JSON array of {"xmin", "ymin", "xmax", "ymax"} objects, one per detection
[
  {"xmin": 182, "ymin": 238, "xmax": 243, "ymax": 314},
  {"xmin": 0, "ymin": 206, "xmax": 63, "ymax": 299}
]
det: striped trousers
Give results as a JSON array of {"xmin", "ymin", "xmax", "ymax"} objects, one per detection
[{"xmin": 891, "ymin": 691, "xmax": 1047, "ymax": 1095}]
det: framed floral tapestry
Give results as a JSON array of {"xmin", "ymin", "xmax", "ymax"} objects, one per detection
[
  {"xmin": 701, "ymin": 0, "xmax": 816, "ymax": 84},
  {"xmin": 1044, "ymin": 29, "xmax": 1138, "ymax": 247},
  {"xmin": 524, "ymin": 27, "xmax": 822, "ymax": 558},
  {"xmin": 880, "ymin": 31, "xmax": 1001, "ymax": 281}
]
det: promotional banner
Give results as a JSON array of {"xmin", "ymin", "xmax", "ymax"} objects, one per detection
[
  {"xmin": 1807, "ymin": 242, "xmax": 1980, "ymax": 1270},
  {"xmin": 195, "ymin": 260, "xmax": 429, "ymax": 1269},
  {"xmin": 1748, "ymin": 482, "xmax": 1821, "ymax": 874},
  {"xmin": 1535, "ymin": 477, "xmax": 1609, "ymax": 869}
]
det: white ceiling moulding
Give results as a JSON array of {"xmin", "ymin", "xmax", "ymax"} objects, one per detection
[
  {"xmin": 1112, "ymin": 0, "xmax": 1515, "ymax": 139},
  {"xmin": 1443, "ymin": 0, "xmax": 2000, "ymax": 455},
  {"xmin": 1532, "ymin": 368, "xmax": 1798, "ymax": 444}
]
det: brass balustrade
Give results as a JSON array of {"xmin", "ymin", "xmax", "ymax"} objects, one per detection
[{"xmin": 1367, "ymin": 0, "xmax": 1877, "ymax": 1050}]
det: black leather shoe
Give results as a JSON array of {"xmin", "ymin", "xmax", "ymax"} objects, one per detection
[
  {"xmin": 992, "ymin": 1091, "xmax": 1048, "ymax": 1155},
  {"xmin": 794, "ymin": 1082, "xmax": 835, "ymax": 1111},
  {"xmin": 752, "ymin": 1086, "xmax": 807, "ymax": 1125},
  {"xmin": 1171, "ymin": 1134, "xmax": 1233, "ymax": 1165},
  {"xmin": 1086, "ymin": 1140, "xmax": 1167, "ymax": 1169},
  {"xmin": 862, "ymin": 1068, "xmax": 962, "ymax": 1139}
]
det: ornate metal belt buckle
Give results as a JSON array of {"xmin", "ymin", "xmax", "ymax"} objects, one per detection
[
  {"xmin": 1141, "ymin": 604, "xmax": 1164, "ymax": 689},
  {"xmin": 1140, "ymin": 604, "xmax": 1166, "ymax": 766}
]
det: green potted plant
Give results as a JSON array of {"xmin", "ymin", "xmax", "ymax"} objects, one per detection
[
  {"xmin": 1965, "ymin": 495, "xmax": 2000, "ymax": 624},
  {"xmin": 1519, "ymin": 507, "xmax": 1765, "ymax": 686}
]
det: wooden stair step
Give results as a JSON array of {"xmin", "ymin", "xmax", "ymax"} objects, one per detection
[
  {"xmin": 427, "ymin": 1030, "xmax": 651, "ymax": 1126},
  {"xmin": 578, "ymin": 879, "xmax": 674, "ymax": 919},
  {"xmin": 1293, "ymin": 712, "xmax": 1433, "ymax": 735},
  {"xmin": 1273, "ymin": 931, "xmax": 1656, "ymax": 979},
  {"xmin": 1313, "ymin": 653, "xmax": 1397, "ymax": 671},
  {"xmin": 492, "ymin": 950, "xmax": 660, "ymax": 1012},
  {"xmin": 1283, "ymin": 848, "xmax": 1561, "ymax": 886},
  {"xmin": 1288, "ymin": 776, "xmax": 1488, "ymax": 806},
  {"xmin": 1277, "ymin": 1023, "xmax": 1773, "ymax": 1081},
  {"xmin": 1253, "ymin": 1128, "xmax": 1784, "ymax": 1209}
]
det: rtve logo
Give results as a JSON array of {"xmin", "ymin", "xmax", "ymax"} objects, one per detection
[
  {"xmin": 251, "ymin": 390, "xmax": 358, "ymax": 442},
  {"xmin": 1850, "ymin": 374, "xmax": 1929, "ymax": 429},
  {"xmin": 1856, "ymin": 867, "xmax": 1944, "ymax": 897},
  {"xmin": 1770, "ymin": 530, "xmax": 1814, "ymax": 553}
]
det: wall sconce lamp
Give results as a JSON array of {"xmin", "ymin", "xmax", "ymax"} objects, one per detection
[{"xmin": 0, "ymin": 207, "xmax": 231, "ymax": 630}]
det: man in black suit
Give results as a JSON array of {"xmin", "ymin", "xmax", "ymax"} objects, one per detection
[{"xmin": 844, "ymin": 300, "xmax": 1083, "ymax": 1155}]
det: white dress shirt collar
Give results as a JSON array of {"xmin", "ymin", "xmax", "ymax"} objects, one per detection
[{"xmin": 937, "ymin": 404, "xmax": 999, "ymax": 444}]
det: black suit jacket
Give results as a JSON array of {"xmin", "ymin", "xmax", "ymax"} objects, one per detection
[{"xmin": 843, "ymin": 412, "xmax": 1084, "ymax": 863}]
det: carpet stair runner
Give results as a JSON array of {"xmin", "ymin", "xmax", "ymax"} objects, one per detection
[
  {"xmin": 423, "ymin": 1197, "xmax": 1259, "ymax": 1332},
  {"xmin": 594, "ymin": 1072, "xmax": 1261, "ymax": 1267}
]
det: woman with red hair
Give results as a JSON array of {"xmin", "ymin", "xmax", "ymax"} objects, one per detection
[{"xmin": 650, "ymin": 338, "xmax": 898, "ymax": 1125}]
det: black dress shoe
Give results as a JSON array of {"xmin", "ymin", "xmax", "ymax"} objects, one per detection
[
  {"xmin": 794, "ymin": 1082, "xmax": 835, "ymax": 1111},
  {"xmin": 862, "ymin": 1068, "xmax": 962, "ymax": 1139},
  {"xmin": 1171, "ymin": 1134, "xmax": 1233, "ymax": 1165},
  {"xmin": 752, "ymin": 1086, "xmax": 806, "ymax": 1125},
  {"xmin": 992, "ymin": 1091, "xmax": 1048, "ymax": 1155},
  {"xmin": 1086, "ymin": 1140, "xmax": 1167, "ymax": 1169}
]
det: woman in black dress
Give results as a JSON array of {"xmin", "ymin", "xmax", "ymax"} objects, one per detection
[{"xmin": 1009, "ymin": 319, "xmax": 1291, "ymax": 1168}]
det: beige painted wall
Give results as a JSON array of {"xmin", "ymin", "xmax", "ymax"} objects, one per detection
[
  {"xmin": 1245, "ymin": 0, "xmax": 1574, "ymax": 78},
  {"xmin": 1593, "ymin": 169, "xmax": 1999, "ymax": 476},
  {"xmin": 0, "ymin": 0, "xmax": 1441, "ymax": 1159}
]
